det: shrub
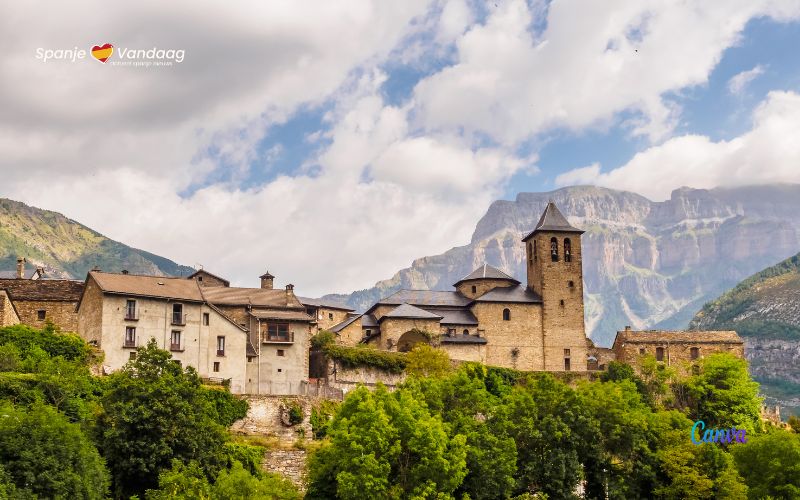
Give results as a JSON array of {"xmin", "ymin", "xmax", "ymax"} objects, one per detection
[
  {"xmin": 310, "ymin": 400, "xmax": 341, "ymax": 439},
  {"xmin": 202, "ymin": 386, "xmax": 249, "ymax": 427},
  {"xmin": 284, "ymin": 400, "xmax": 303, "ymax": 426},
  {"xmin": 406, "ymin": 344, "xmax": 451, "ymax": 378},
  {"xmin": 325, "ymin": 344, "xmax": 408, "ymax": 374},
  {"xmin": 0, "ymin": 324, "xmax": 91, "ymax": 364}
]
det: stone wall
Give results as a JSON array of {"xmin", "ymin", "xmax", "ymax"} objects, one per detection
[
  {"xmin": 456, "ymin": 279, "xmax": 515, "ymax": 300},
  {"xmin": 327, "ymin": 358, "xmax": 407, "ymax": 392},
  {"xmin": 380, "ymin": 317, "xmax": 440, "ymax": 352},
  {"xmin": 614, "ymin": 335, "xmax": 745, "ymax": 374},
  {"xmin": 231, "ymin": 395, "xmax": 314, "ymax": 441},
  {"xmin": 14, "ymin": 299, "xmax": 79, "ymax": 332},
  {"xmin": 440, "ymin": 342, "xmax": 486, "ymax": 363},
  {"xmin": 313, "ymin": 307, "xmax": 351, "ymax": 332},
  {"xmin": 0, "ymin": 290, "xmax": 19, "ymax": 327},
  {"xmin": 472, "ymin": 301, "xmax": 544, "ymax": 371},
  {"xmin": 263, "ymin": 450, "xmax": 307, "ymax": 489},
  {"xmin": 334, "ymin": 318, "xmax": 363, "ymax": 346}
]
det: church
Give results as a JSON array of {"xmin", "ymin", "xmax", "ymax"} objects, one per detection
[{"xmin": 330, "ymin": 201, "xmax": 590, "ymax": 371}]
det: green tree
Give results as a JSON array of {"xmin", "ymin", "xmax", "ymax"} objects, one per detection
[
  {"xmin": 213, "ymin": 461, "xmax": 300, "ymax": 499},
  {"xmin": 495, "ymin": 374, "xmax": 585, "ymax": 499},
  {"xmin": 406, "ymin": 343, "xmax": 451, "ymax": 378},
  {"xmin": 307, "ymin": 384, "xmax": 467, "ymax": 499},
  {"xmin": 655, "ymin": 436, "xmax": 747, "ymax": 500},
  {"xmin": 683, "ymin": 353, "xmax": 762, "ymax": 434},
  {"xmin": 732, "ymin": 430, "xmax": 800, "ymax": 499},
  {"xmin": 0, "ymin": 402, "xmax": 109, "ymax": 499},
  {"xmin": 95, "ymin": 339, "xmax": 229, "ymax": 498}
]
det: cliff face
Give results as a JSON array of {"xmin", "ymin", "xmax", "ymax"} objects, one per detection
[
  {"xmin": 327, "ymin": 185, "xmax": 800, "ymax": 347},
  {"xmin": 689, "ymin": 252, "xmax": 800, "ymax": 414},
  {"xmin": 0, "ymin": 198, "xmax": 193, "ymax": 279}
]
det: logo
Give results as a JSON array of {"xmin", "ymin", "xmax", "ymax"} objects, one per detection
[
  {"xmin": 691, "ymin": 420, "xmax": 748, "ymax": 445},
  {"xmin": 91, "ymin": 43, "xmax": 114, "ymax": 63}
]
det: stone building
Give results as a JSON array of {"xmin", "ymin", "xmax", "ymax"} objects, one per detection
[
  {"xmin": 611, "ymin": 327, "xmax": 744, "ymax": 372},
  {"xmin": 0, "ymin": 277, "xmax": 84, "ymax": 331},
  {"xmin": 330, "ymin": 202, "xmax": 590, "ymax": 371},
  {"xmin": 76, "ymin": 270, "xmax": 314, "ymax": 395},
  {"xmin": 0, "ymin": 258, "xmax": 47, "ymax": 280},
  {"xmin": 298, "ymin": 296, "xmax": 354, "ymax": 333}
]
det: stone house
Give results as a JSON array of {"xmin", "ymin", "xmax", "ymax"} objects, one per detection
[
  {"xmin": 77, "ymin": 271, "xmax": 251, "ymax": 393},
  {"xmin": 611, "ymin": 326, "xmax": 745, "ymax": 372},
  {"xmin": 298, "ymin": 296, "xmax": 354, "ymax": 333},
  {"xmin": 0, "ymin": 278, "xmax": 84, "ymax": 331},
  {"xmin": 330, "ymin": 202, "xmax": 590, "ymax": 372},
  {"xmin": 0, "ymin": 257, "xmax": 47, "ymax": 280}
]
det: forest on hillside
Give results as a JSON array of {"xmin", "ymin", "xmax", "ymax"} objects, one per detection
[{"xmin": 1, "ymin": 326, "xmax": 800, "ymax": 499}]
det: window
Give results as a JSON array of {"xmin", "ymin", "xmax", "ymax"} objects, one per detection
[
  {"xmin": 564, "ymin": 357, "xmax": 571, "ymax": 371},
  {"xmin": 172, "ymin": 303, "xmax": 184, "ymax": 325},
  {"xmin": 216, "ymin": 336, "xmax": 225, "ymax": 356},
  {"xmin": 550, "ymin": 237, "xmax": 559, "ymax": 262},
  {"xmin": 365, "ymin": 329, "xmax": 372, "ymax": 335},
  {"xmin": 564, "ymin": 348, "xmax": 571, "ymax": 356},
  {"xmin": 560, "ymin": 299, "xmax": 565, "ymax": 306},
  {"xmin": 447, "ymin": 328, "xmax": 456, "ymax": 335},
  {"xmin": 172, "ymin": 360, "xmax": 181, "ymax": 367},
  {"xmin": 202, "ymin": 312, "xmax": 209, "ymax": 326},
  {"xmin": 277, "ymin": 349, "xmax": 285, "ymax": 357},
  {"xmin": 129, "ymin": 352, "xmax": 137, "ymax": 361},
  {"xmin": 463, "ymin": 329, "xmax": 469, "ymax": 335},
  {"xmin": 502, "ymin": 308, "xmax": 511, "ymax": 321},
  {"xmin": 124, "ymin": 327, "xmax": 136, "ymax": 347},
  {"xmin": 198, "ymin": 276, "xmax": 203, "ymax": 282},
  {"xmin": 170, "ymin": 331, "xmax": 181, "ymax": 351},
  {"xmin": 564, "ymin": 238, "xmax": 572, "ymax": 262},
  {"xmin": 639, "ymin": 348, "xmax": 646, "ymax": 355},
  {"xmin": 328, "ymin": 312, "xmax": 333, "ymax": 320},
  {"xmin": 533, "ymin": 241, "xmax": 538, "ymax": 262},
  {"xmin": 125, "ymin": 299, "xmax": 137, "ymax": 320},
  {"xmin": 656, "ymin": 347, "xmax": 665, "ymax": 361},
  {"xmin": 277, "ymin": 368, "xmax": 282, "ymax": 373},
  {"xmin": 37, "ymin": 310, "xmax": 46, "ymax": 321},
  {"xmin": 690, "ymin": 347, "xmax": 700, "ymax": 360},
  {"xmin": 529, "ymin": 242, "xmax": 535, "ymax": 263},
  {"xmin": 568, "ymin": 280, "xmax": 574, "ymax": 288},
  {"xmin": 267, "ymin": 324, "xmax": 290, "ymax": 341},
  {"xmin": 471, "ymin": 285, "xmax": 477, "ymax": 294},
  {"xmin": 213, "ymin": 362, "xmax": 220, "ymax": 372}
]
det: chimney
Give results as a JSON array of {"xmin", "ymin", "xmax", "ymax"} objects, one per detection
[
  {"xmin": 121, "ymin": 270, "xmax": 129, "ymax": 275},
  {"xmin": 285, "ymin": 283, "xmax": 294, "ymax": 302},
  {"xmin": 625, "ymin": 325, "xmax": 631, "ymax": 332},
  {"xmin": 260, "ymin": 271, "xmax": 274, "ymax": 289},
  {"xmin": 16, "ymin": 257, "xmax": 25, "ymax": 279}
]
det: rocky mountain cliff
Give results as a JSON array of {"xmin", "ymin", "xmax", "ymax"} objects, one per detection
[
  {"xmin": 0, "ymin": 198, "xmax": 193, "ymax": 278},
  {"xmin": 326, "ymin": 184, "xmax": 800, "ymax": 347},
  {"xmin": 690, "ymin": 252, "xmax": 800, "ymax": 414}
]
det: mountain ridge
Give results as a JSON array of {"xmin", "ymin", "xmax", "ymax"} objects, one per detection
[
  {"xmin": 0, "ymin": 197, "xmax": 194, "ymax": 279},
  {"xmin": 325, "ymin": 184, "xmax": 800, "ymax": 346}
]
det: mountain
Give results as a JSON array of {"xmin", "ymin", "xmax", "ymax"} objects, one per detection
[
  {"xmin": 325, "ymin": 184, "xmax": 800, "ymax": 347},
  {"xmin": 0, "ymin": 198, "xmax": 193, "ymax": 278},
  {"xmin": 690, "ymin": 252, "xmax": 800, "ymax": 414}
]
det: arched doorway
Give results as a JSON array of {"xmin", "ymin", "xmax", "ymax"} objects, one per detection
[{"xmin": 396, "ymin": 329, "xmax": 430, "ymax": 352}]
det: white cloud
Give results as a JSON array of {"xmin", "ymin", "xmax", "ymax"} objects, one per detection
[
  {"xmin": 555, "ymin": 91, "xmax": 800, "ymax": 200},
  {"xmin": 728, "ymin": 64, "xmax": 766, "ymax": 95},
  {"xmin": 411, "ymin": 0, "xmax": 800, "ymax": 143},
  {"xmin": 1, "ymin": 0, "xmax": 799, "ymax": 297}
]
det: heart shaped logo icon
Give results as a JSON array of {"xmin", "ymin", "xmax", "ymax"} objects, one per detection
[{"xmin": 91, "ymin": 43, "xmax": 113, "ymax": 63}]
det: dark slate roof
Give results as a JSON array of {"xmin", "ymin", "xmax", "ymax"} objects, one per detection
[
  {"xmin": 246, "ymin": 341, "xmax": 258, "ymax": 357},
  {"xmin": 454, "ymin": 264, "xmax": 520, "ymax": 286},
  {"xmin": 361, "ymin": 314, "xmax": 378, "ymax": 328},
  {"xmin": 381, "ymin": 303, "xmax": 443, "ymax": 320},
  {"xmin": 377, "ymin": 289, "xmax": 471, "ymax": 307},
  {"xmin": 613, "ymin": 329, "xmax": 743, "ymax": 347},
  {"xmin": 473, "ymin": 285, "xmax": 542, "ymax": 303},
  {"xmin": 522, "ymin": 201, "xmax": 583, "ymax": 241},
  {"xmin": 298, "ymin": 296, "xmax": 354, "ymax": 311},
  {"xmin": 440, "ymin": 334, "xmax": 488, "ymax": 344},
  {"xmin": 249, "ymin": 309, "xmax": 313, "ymax": 322},
  {"xmin": 0, "ymin": 269, "xmax": 41, "ymax": 279},
  {"xmin": 435, "ymin": 308, "xmax": 479, "ymax": 325},
  {"xmin": 330, "ymin": 314, "xmax": 362, "ymax": 333},
  {"xmin": 201, "ymin": 286, "xmax": 304, "ymax": 308},
  {"xmin": 259, "ymin": 271, "xmax": 274, "ymax": 279},
  {"xmin": 0, "ymin": 279, "xmax": 84, "ymax": 301}
]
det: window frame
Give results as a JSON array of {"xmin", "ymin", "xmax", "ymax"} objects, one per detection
[
  {"xmin": 656, "ymin": 346, "xmax": 665, "ymax": 361},
  {"xmin": 124, "ymin": 326, "xmax": 136, "ymax": 348},
  {"xmin": 202, "ymin": 312, "xmax": 210, "ymax": 326},
  {"xmin": 216, "ymin": 336, "xmax": 226, "ymax": 356},
  {"xmin": 170, "ymin": 330, "xmax": 182, "ymax": 351},
  {"xmin": 502, "ymin": 308, "xmax": 511, "ymax": 321},
  {"xmin": 564, "ymin": 238, "xmax": 572, "ymax": 263},
  {"xmin": 550, "ymin": 237, "xmax": 559, "ymax": 262},
  {"xmin": 171, "ymin": 303, "xmax": 184, "ymax": 326},
  {"xmin": 37, "ymin": 309, "xmax": 46, "ymax": 321}
]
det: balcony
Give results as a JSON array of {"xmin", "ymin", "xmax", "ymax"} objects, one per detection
[
  {"xmin": 170, "ymin": 343, "xmax": 183, "ymax": 352},
  {"xmin": 124, "ymin": 310, "xmax": 138, "ymax": 321},
  {"xmin": 123, "ymin": 338, "xmax": 136, "ymax": 348},
  {"xmin": 261, "ymin": 331, "xmax": 294, "ymax": 344},
  {"xmin": 171, "ymin": 314, "xmax": 185, "ymax": 326},
  {"xmin": 216, "ymin": 349, "xmax": 225, "ymax": 356}
]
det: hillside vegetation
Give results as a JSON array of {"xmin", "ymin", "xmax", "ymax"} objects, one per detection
[
  {"xmin": 0, "ymin": 198, "xmax": 193, "ymax": 278},
  {"xmin": 690, "ymin": 252, "xmax": 800, "ymax": 340}
]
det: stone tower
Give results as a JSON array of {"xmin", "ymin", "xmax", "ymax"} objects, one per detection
[{"xmin": 522, "ymin": 201, "xmax": 587, "ymax": 371}]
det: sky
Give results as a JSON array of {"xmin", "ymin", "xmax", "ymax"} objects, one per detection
[{"xmin": 2, "ymin": 0, "xmax": 800, "ymax": 295}]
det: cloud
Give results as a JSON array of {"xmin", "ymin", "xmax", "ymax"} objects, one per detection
[
  {"xmin": 728, "ymin": 64, "xmax": 766, "ymax": 95},
  {"xmin": 1, "ymin": 0, "xmax": 799, "ymax": 297},
  {"xmin": 555, "ymin": 91, "xmax": 800, "ymax": 200},
  {"xmin": 411, "ymin": 0, "xmax": 800, "ymax": 143}
]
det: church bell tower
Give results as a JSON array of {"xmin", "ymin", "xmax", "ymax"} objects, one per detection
[{"xmin": 522, "ymin": 201, "xmax": 587, "ymax": 371}]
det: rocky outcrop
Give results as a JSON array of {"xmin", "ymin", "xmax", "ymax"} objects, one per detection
[{"xmin": 327, "ymin": 185, "xmax": 800, "ymax": 347}]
